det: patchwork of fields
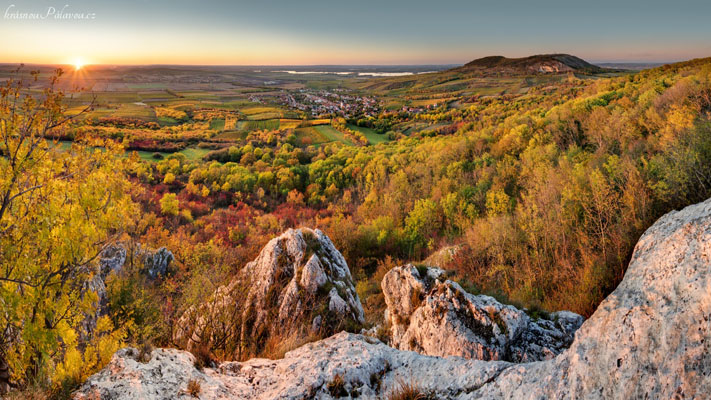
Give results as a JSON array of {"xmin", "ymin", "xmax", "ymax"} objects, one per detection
[{"xmin": 21, "ymin": 63, "xmax": 570, "ymax": 162}]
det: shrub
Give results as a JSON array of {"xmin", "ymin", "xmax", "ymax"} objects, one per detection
[
  {"xmin": 191, "ymin": 344, "xmax": 216, "ymax": 370},
  {"xmin": 187, "ymin": 379, "xmax": 201, "ymax": 397},
  {"xmin": 327, "ymin": 374, "xmax": 348, "ymax": 397},
  {"xmin": 387, "ymin": 379, "xmax": 435, "ymax": 400},
  {"xmin": 138, "ymin": 341, "xmax": 154, "ymax": 363},
  {"xmin": 160, "ymin": 193, "xmax": 180, "ymax": 216}
]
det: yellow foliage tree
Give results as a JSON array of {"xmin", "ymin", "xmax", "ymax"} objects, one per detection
[{"xmin": 0, "ymin": 69, "xmax": 136, "ymax": 392}]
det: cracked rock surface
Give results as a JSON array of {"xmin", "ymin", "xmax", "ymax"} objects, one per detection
[{"xmin": 382, "ymin": 264, "xmax": 583, "ymax": 362}]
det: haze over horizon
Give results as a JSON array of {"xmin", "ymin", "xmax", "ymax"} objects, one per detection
[{"xmin": 1, "ymin": 0, "xmax": 710, "ymax": 66}]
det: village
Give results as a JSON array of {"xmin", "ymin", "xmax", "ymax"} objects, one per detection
[{"xmin": 275, "ymin": 89, "xmax": 379, "ymax": 117}]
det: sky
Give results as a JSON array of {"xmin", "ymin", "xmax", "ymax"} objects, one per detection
[{"xmin": 0, "ymin": 0, "xmax": 710, "ymax": 66}]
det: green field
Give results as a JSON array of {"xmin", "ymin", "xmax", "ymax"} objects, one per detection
[
  {"xmin": 294, "ymin": 127, "xmax": 328, "ymax": 145},
  {"xmin": 210, "ymin": 119, "xmax": 226, "ymax": 130},
  {"xmin": 245, "ymin": 119, "xmax": 280, "ymax": 131},
  {"xmin": 112, "ymin": 103, "xmax": 157, "ymax": 121},
  {"xmin": 241, "ymin": 106, "xmax": 280, "ymax": 115},
  {"xmin": 279, "ymin": 119, "xmax": 302, "ymax": 129},
  {"xmin": 133, "ymin": 147, "xmax": 211, "ymax": 162},
  {"xmin": 214, "ymin": 130, "xmax": 248, "ymax": 140},
  {"xmin": 347, "ymin": 124, "xmax": 389, "ymax": 145},
  {"xmin": 247, "ymin": 111, "xmax": 282, "ymax": 120},
  {"xmin": 314, "ymin": 125, "xmax": 354, "ymax": 145},
  {"xmin": 157, "ymin": 116, "xmax": 180, "ymax": 126}
]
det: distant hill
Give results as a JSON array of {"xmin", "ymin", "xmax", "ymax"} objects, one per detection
[
  {"xmin": 455, "ymin": 54, "xmax": 609, "ymax": 75},
  {"xmin": 358, "ymin": 53, "xmax": 628, "ymax": 95}
]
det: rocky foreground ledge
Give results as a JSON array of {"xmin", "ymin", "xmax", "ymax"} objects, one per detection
[{"xmin": 75, "ymin": 198, "xmax": 711, "ymax": 399}]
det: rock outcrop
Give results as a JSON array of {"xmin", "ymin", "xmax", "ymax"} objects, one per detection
[
  {"xmin": 81, "ymin": 243, "xmax": 174, "ymax": 336},
  {"xmin": 421, "ymin": 244, "xmax": 461, "ymax": 268},
  {"xmin": 76, "ymin": 198, "xmax": 711, "ymax": 399},
  {"xmin": 99, "ymin": 243, "xmax": 174, "ymax": 279},
  {"xmin": 75, "ymin": 332, "xmax": 510, "ymax": 400},
  {"xmin": 173, "ymin": 228, "xmax": 365, "ymax": 358},
  {"xmin": 382, "ymin": 265, "xmax": 583, "ymax": 362}
]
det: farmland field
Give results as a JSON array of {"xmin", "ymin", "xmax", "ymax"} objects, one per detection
[
  {"xmin": 247, "ymin": 111, "xmax": 282, "ymax": 120},
  {"xmin": 111, "ymin": 103, "xmax": 157, "ymax": 120},
  {"xmin": 294, "ymin": 127, "xmax": 328, "ymax": 145},
  {"xmin": 133, "ymin": 146, "xmax": 211, "ymax": 162},
  {"xmin": 347, "ymin": 124, "xmax": 389, "ymax": 144},
  {"xmin": 210, "ymin": 119, "xmax": 226, "ymax": 130},
  {"xmin": 314, "ymin": 125, "xmax": 354, "ymax": 145},
  {"xmin": 214, "ymin": 130, "xmax": 248, "ymax": 140},
  {"xmin": 244, "ymin": 119, "xmax": 280, "ymax": 131},
  {"xmin": 279, "ymin": 119, "xmax": 302, "ymax": 129},
  {"xmin": 241, "ymin": 106, "xmax": 281, "ymax": 115}
]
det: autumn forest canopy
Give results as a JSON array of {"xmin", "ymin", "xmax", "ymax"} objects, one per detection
[{"xmin": 1, "ymin": 56, "xmax": 711, "ymax": 397}]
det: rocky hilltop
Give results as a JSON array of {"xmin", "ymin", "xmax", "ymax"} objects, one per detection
[
  {"xmin": 173, "ymin": 228, "xmax": 365, "ymax": 358},
  {"xmin": 456, "ymin": 54, "xmax": 608, "ymax": 75},
  {"xmin": 75, "ymin": 197, "xmax": 711, "ymax": 399}
]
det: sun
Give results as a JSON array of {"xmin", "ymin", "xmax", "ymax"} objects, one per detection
[{"xmin": 73, "ymin": 58, "xmax": 85, "ymax": 71}]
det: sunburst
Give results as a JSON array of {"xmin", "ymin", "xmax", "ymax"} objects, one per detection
[{"xmin": 73, "ymin": 58, "xmax": 85, "ymax": 71}]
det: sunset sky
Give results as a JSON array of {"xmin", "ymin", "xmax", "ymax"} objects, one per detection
[{"xmin": 1, "ymin": 0, "xmax": 710, "ymax": 66}]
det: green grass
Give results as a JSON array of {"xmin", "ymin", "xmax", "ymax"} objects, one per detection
[
  {"xmin": 90, "ymin": 92, "xmax": 142, "ymax": 103},
  {"xmin": 247, "ymin": 111, "xmax": 282, "ymax": 120},
  {"xmin": 111, "ymin": 103, "xmax": 157, "ymax": 121},
  {"xmin": 281, "ymin": 110, "xmax": 301, "ymax": 119},
  {"xmin": 279, "ymin": 119, "xmax": 302, "ymax": 129},
  {"xmin": 46, "ymin": 140, "xmax": 208, "ymax": 162},
  {"xmin": 210, "ymin": 119, "xmax": 225, "ymax": 131},
  {"xmin": 241, "ymin": 106, "xmax": 280, "ymax": 115},
  {"xmin": 214, "ymin": 130, "xmax": 247, "ymax": 140},
  {"xmin": 157, "ymin": 116, "xmax": 180, "ymax": 126},
  {"xmin": 126, "ymin": 83, "xmax": 169, "ymax": 90},
  {"xmin": 347, "ymin": 124, "xmax": 389, "ymax": 145},
  {"xmin": 45, "ymin": 140, "xmax": 73, "ymax": 151},
  {"xmin": 313, "ymin": 125, "xmax": 354, "ymax": 145},
  {"xmin": 134, "ymin": 147, "xmax": 211, "ymax": 162},
  {"xmin": 137, "ymin": 91, "xmax": 175, "ymax": 101},
  {"xmin": 245, "ymin": 119, "xmax": 280, "ymax": 131},
  {"xmin": 295, "ymin": 127, "xmax": 328, "ymax": 145},
  {"xmin": 180, "ymin": 147, "xmax": 212, "ymax": 161}
]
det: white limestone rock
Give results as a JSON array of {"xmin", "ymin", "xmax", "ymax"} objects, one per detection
[
  {"xmin": 173, "ymin": 228, "xmax": 365, "ymax": 355},
  {"xmin": 382, "ymin": 264, "xmax": 582, "ymax": 362},
  {"xmin": 75, "ymin": 332, "xmax": 511, "ymax": 400}
]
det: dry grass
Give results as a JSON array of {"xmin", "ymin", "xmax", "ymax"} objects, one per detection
[
  {"xmin": 327, "ymin": 374, "xmax": 348, "ymax": 397},
  {"xmin": 260, "ymin": 332, "xmax": 320, "ymax": 360},
  {"xmin": 190, "ymin": 344, "xmax": 216, "ymax": 370},
  {"xmin": 3, "ymin": 386, "xmax": 50, "ymax": 400},
  {"xmin": 386, "ymin": 378, "xmax": 434, "ymax": 400},
  {"xmin": 187, "ymin": 379, "xmax": 201, "ymax": 397},
  {"xmin": 138, "ymin": 341, "xmax": 154, "ymax": 363}
]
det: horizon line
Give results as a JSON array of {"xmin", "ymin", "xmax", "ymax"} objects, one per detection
[{"xmin": 0, "ymin": 60, "xmax": 681, "ymax": 68}]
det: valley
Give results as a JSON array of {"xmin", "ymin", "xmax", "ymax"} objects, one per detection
[{"xmin": 2, "ymin": 53, "xmax": 711, "ymax": 399}]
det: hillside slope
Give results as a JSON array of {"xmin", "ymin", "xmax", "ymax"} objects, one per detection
[
  {"xmin": 360, "ymin": 53, "xmax": 620, "ymax": 95},
  {"xmin": 76, "ymin": 196, "xmax": 711, "ymax": 399},
  {"xmin": 457, "ymin": 53, "xmax": 607, "ymax": 74}
]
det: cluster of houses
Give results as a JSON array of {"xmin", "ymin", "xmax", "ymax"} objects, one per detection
[{"xmin": 277, "ymin": 90, "xmax": 379, "ymax": 117}]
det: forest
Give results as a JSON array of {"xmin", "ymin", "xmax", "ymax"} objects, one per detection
[{"xmin": 2, "ymin": 57, "xmax": 711, "ymax": 397}]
